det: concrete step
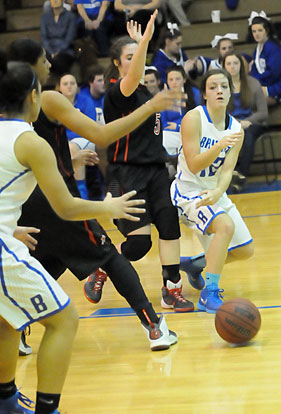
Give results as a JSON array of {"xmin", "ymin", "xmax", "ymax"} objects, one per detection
[
  {"xmin": 0, "ymin": 29, "xmax": 40, "ymax": 49},
  {"xmin": 188, "ymin": 0, "xmax": 281, "ymax": 23},
  {"xmin": 181, "ymin": 15, "xmax": 281, "ymax": 49},
  {"xmin": 22, "ymin": 0, "xmax": 44, "ymax": 7},
  {"xmin": 186, "ymin": 43, "xmax": 256, "ymax": 59},
  {"xmin": 6, "ymin": 7, "xmax": 41, "ymax": 31}
]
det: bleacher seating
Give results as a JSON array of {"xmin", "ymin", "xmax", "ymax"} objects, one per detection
[{"xmin": 0, "ymin": 0, "xmax": 280, "ymax": 177}]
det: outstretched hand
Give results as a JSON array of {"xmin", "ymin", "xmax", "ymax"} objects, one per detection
[
  {"xmin": 127, "ymin": 19, "xmax": 143, "ymax": 43},
  {"xmin": 103, "ymin": 190, "xmax": 146, "ymax": 221},
  {"xmin": 127, "ymin": 9, "xmax": 158, "ymax": 43},
  {"xmin": 149, "ymin": 87, "xmax": 187, "ymax": 112}
]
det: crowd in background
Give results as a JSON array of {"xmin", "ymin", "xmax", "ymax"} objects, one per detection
[{"xmin": 38, "ymin": 2, "xmax": 281, "ymax": 197}]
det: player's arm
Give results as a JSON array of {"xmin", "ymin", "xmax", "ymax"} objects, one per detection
[
  {"xmin": 41, "ymin": 88, "xmax": 185, "ymax": 148},
  {"xmin": 196, "ymin": 129, "xmax": 244, "ymax": 208},
  {"xmin": 216, "ymin": 128, "xmax": 244, "ymax": 195},
  {"xmin": 14, "ymin": 131, "xmax": 145, "ymax": 222},
  {"xmin": 182, "ymin": 110, "xmax": 242, "ymax": 174},
  {"xmin": 120, "ymin": 11, "xmax": 157, "ymax": 97}
]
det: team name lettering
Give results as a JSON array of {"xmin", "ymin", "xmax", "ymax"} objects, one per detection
[{"xmin": 200, "ymin": 136, "xmax": 218, "ymax": 149}]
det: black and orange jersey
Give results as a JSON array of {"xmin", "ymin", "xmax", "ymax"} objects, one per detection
[{"xmin": 104, "ymin": 79, "xmax": 167, "ymax": 165}]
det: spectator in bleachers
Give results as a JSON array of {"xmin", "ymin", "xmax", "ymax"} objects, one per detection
[
  {"xmin": 161, "ymin": 0, "xmax": 192, "ymax": 28},
  {"xmin": 80, "ymin": 64, "xmax": 106, "ymax": 124},
  {"xmin": 144, "ymin": 66, "xmax": 162, "ymax": 95},
  {"xmin": 186, "ymin": 33, "xmax": 252, "ymax": 81},
  {"xmin": 59, "ymin": 73, "xmax": 99, "ymax": 199},
  {"xmin": 43, "ymin": 0, "xmax": 75, "ymax": 12},
  {"xmin": 79, "ymin": 64, "xmax": 106, "ymax": 199},
  {"xmin": 248, "ymin": 11, "xmax": 281, "ymax": 105},
  {"xmin": 41, "ymin": 0, "xmax": 77, "ymax": 75},
  {"xmin": 223, "ymin": 52, "xmax": 268, "ymax": 192},
  {"xmin": 151, "ymin": 23, "xmax": 188, "ymax": 83},
  {"xmin": 161, "ymin": 64, "xmax": 200, "ymax": 179},
  {"xmin": 75, "ymin": 0, "xmax": 114, "ymax": 57}
]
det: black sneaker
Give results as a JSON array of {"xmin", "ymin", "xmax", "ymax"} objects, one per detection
[
  {"xmin": 142, "ymin": 315, "xmax": 177, "ymax": 351},
  {"xmin": 161, "ymin": 279, "xmax": 194, "ymax": 312},
  {"xmin": 180, "ymin": 256, "xmax": 205, "ymax": 290},
  {"xmin": 19, "ymin": 328, "xmax": 32, "ymax": 356},
  {"xmin": 83, "ymin": 268, "xmax": 107, "ymax": 303}
]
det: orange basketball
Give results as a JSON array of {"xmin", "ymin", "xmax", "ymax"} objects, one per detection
[{"xmin": 215, "ymin": 298, "xmax": 261, "ymax": 344}]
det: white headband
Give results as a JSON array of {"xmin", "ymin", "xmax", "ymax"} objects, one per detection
[
  {"xmin": 210, "ymin": 33, "xmax": 238, "ymax": 48},
  {"xmin": 145, "ymin": 65, "xmax": 159, "ymax": 72},
  {"xmin": 167, "ymin": 22, "xmax": 179, "ymax": 35},
  {"xmin": 248, "ymin": 11, "xmax": 270, "ymax": 26}
]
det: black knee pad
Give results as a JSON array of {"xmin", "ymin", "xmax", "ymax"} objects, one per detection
[
  {"xmin": 121, "ymin": 235, "xmax": 152, "ymax": 261},
  {"xmin": 154, "ymin": 206, "xmax": 180, "ymax": 240}
]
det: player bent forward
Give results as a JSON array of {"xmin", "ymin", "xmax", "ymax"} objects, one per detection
[{"xmin": 171, "ymin": 69, "xmax": 254, "ymax": 314}]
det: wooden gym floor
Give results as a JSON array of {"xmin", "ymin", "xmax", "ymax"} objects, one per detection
[{"xmin": 17, "ymin": 190, "xmax": 281, "ymax": 413}]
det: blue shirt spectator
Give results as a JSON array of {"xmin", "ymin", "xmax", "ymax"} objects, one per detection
[{"xmin": 152, "ymin": 25, "xmax": 188, "ymax": 84}]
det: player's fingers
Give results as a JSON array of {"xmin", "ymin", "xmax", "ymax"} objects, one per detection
[
  {"xmin": 125, "ymin": 199, "xmax": 146, "ymax": 206},
  {"xmin": 122, "ymin": 190, "xmax": 137, "ymax": 200},
  {"xmin": 125, "ymin": 207, "xmax": 146, "ymax": 214},
  {"xmin": 26, "ymin": 227, "xmax": 40, "ymax": 234},
  {"xmin": 123, "ymin": 214, "xmax": 141, "ymax": 222}
]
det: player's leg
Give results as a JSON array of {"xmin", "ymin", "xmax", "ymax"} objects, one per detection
[
  {"xmin": 226, "ymin": 243, "xmax": 254, "ymax": 262},
  {"xmin": 103, "ymin": 250, "xmax": 177, "ymax": 351},
  {"xmin": 170, "ymin": 180, "xmax": 206, "ymax": 290},
  {"xmin": 158, "ymin": 237, "xmax": 194, "ymax": 312},
  {"xmin": 152, "ymin": 169, "xmax": 194, "ymax": 312},
  {"xmin": 197, "ymin": 213, "xmax": 234, "ymax": 314},
  {"xmin": 0, "ymin": 316, "xmax": 33, "ymax": 413},
  {"xmin": 34, "ymin": 302, "xmax": 79, "ymax": 413}
]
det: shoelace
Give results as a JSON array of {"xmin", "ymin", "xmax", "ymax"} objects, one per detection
[
  {"xmin": 18, "ymin": 391, "xmax": 35, "ymax": 409},
  {"xmin": 170, "ymin": 287, "xmax": 187, "ymax": 303},
  {"xmin": 208, "ymin": 287, "xmax": 224, "ymax": 300},
  {"xmin": 92, "ymin": 269, "xmax": 107, "ymax": 293}
]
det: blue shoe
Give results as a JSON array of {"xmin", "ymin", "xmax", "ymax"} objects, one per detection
[
  {"xmin": 197, "ymin": 284, "xmax": 224, "ymax": 313},
  {"xmin": 180, "ymin": 257, "xmax": 205, "ymax": 290},
  {"xmin": 0, "ymin": 391, "xmax": 35, "ymax": 413}
]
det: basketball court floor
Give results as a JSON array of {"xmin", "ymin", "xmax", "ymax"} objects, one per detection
[{"xmin": 17, "ymin": 181, "xmax": 281, "ymax": 413}]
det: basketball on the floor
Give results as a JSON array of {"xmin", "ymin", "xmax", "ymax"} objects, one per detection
[{"xmin": 215, "ymin": 298, "xmax": 261, "ymax": 344}]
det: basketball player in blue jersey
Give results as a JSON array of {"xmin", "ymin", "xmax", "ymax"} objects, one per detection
[
  {"xmin": 9, "ymin": 38, "xmax": 183, "ymax": 355},
  {"xmin": 0, "ymin": 54, "xmax": 146, "ymax": 413},
  {"xmin": 171, "ymin": 69, "xmax": 254, "ymax": 314}
]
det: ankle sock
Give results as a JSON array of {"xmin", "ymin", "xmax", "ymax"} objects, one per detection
[
  {"xmin": 162, "ymin": 264, "xmax": 180, "ymax": 286},
  {"xmin": 35, "ymin": 392, "xmax": 60, "ymax": 414},
  {"xmin": 205, "ymin": 272, "xmax": 221, "ymax": 289}
]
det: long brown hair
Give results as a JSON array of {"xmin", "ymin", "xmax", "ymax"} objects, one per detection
[
  {"xmin": 222, "ymin": 52, "xmax": 251, "ymax": 109},
  {"xmin": 199, "ymin": 69, "xmax": 233, "ymax": 105},
  {"xmin": 104, "ymin": 36, "xmax": 136, "ymax": 88}
]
